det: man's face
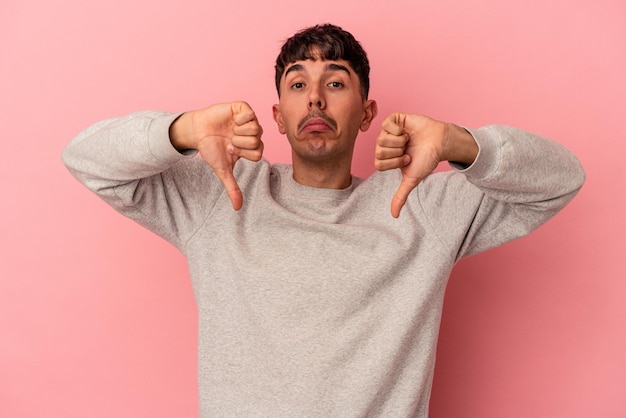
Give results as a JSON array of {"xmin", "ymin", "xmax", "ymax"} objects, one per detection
[{"xmin": 272, "ymin": 58, "xmax": 377, "ymax": 166}]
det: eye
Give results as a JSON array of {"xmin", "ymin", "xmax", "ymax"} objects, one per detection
[
  {"xmin": 328, "ymin": 81, "xmax": 344, "ymax": 88},
  {"xmin": 291, "ymin": 82, "xmax": 305, "ymax": 90}
]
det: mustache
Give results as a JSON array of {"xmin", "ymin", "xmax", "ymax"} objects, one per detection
[{"xmin": 297, "ymin": 111, "xmax": 337, "ymax": 131}]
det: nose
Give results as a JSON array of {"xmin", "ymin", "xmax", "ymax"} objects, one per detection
[{"xmin": 308, "ymin": 85, "xmax": 326, "ymax": 110}]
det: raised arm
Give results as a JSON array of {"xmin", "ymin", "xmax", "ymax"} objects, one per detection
[
  {"xmin": 62, "ymin": 102, "xmax": 264, "ymax": 248},
  {"xmin": 375, "ymin": 112, "xmax": 586, "ymax": 257}
]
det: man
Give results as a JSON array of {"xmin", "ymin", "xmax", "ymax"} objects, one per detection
[{"xmin": 63, "ymin": 24, "xmax": 585, "ymax": 417}]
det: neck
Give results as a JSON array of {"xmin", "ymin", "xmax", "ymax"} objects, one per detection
[{"xmin": 291, "ymin": 158, "xmax": 353, "ymax": 189}]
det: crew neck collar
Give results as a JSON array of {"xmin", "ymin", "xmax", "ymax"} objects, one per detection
[{"xmin": 273, "ymin": 164, "xmax": 362, "ymax": 201}]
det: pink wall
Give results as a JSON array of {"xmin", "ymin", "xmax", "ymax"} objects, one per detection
[{"xmin": 2, "ymin": 0, "xmax": 624, "ymax": 416}]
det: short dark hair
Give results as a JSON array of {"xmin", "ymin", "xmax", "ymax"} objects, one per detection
[{"xmin": 274, "ymin": 24, "xmax": 370, "ymax": 99}]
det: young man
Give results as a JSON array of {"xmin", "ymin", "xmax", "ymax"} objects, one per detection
[{"xmin": 63, "ymin": 24, "xmax": 585, "ymax": 417}]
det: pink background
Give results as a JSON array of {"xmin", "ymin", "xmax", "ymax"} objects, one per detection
[{"xmin": 2, "ymin": 0, "xmax": 624, "ymax": 416}]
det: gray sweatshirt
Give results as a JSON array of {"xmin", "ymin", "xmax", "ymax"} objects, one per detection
[{"xmin": 62, "ymin": 111, "xmax": 585, "ymax": 417}]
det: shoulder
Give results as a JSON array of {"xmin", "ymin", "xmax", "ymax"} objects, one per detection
[{"xmin": 360, "ymin": 168, "xmax": 480, "ymax": 212}]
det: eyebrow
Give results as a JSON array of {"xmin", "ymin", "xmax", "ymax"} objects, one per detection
[
  {"xmin": 284, "ymin": 62, "xmax": 352, "ymax": 78},
  {"xmin": 325, "ymin": 63, "xmax": 351, "ymax": 75}
]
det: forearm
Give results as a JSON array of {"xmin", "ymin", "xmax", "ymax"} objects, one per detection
[
  {"xmin": 62, "ymin": 111, "xmax": 187, "ymax": 191},
  {"xmin": 457, "ymin": 125, "xmax": 585, "ymax": 206}
]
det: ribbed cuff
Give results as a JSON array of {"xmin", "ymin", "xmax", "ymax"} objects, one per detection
[
  {"xmin": 147, "ymin": 112, "xmax": 197, "ymax": 164},
  {"xmin": 450, "ymin": 126, "xmax": 501, "ymax": 181}
]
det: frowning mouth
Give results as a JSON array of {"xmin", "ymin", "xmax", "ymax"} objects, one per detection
[{"xmin": 298, "ymin": 112, "xmax": 337, "ymax": 133}]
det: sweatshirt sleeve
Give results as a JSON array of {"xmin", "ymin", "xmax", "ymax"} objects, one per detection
[
  {"xmin": 415, "ymin": 125, "xmax": 586, "ymax": 260},
  {"xmin": 61, "ymin": 110, "xmax": 223, "ymax": 252}
]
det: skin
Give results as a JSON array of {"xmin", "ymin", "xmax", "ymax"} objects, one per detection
[
  {"xmin": 272, "ymin": 58, "xmax": 377, "ymax": 189},
  {"xmin": 169, "ymin": 58, "xmax": 478, "ymax": 218}
]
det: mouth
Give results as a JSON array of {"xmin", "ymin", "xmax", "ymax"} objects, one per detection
[{"xmin": 298, "ymin": 112, "xmax": 337, "ymax": 133}]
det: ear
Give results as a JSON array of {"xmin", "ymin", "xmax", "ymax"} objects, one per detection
[
  {"xmin": 359, "ymin": 100, "xmax": 378, "ymax": 132},
  {"xmin": 272, "ymin": 104, "xmax": 286, "ymax": 134}
]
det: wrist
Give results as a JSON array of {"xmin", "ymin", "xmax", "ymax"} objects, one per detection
[
  {"xmin": 441, "ymin": 123, "xmax": 479, "ymax": 166},
  {"xmin": 169, "ymin": 112, "xmax": 196, "ymax": 152}
]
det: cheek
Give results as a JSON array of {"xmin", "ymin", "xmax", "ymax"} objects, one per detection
[
  {"xmin": 344, "ymin": 105, "xmax": 367, "ymax": 130},
  {"xmin": 281, "ymin": 108, "xmax": 301, "ymax": 131},
  {"xmin": 281, "ymin": 115, "xmax": 296, "ymax": 133}
]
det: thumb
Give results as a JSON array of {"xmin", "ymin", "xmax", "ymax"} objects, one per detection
[
  {"xmin": 391, "ymin": 174, "xmax": 421, "ymax": 218},
  {"xmin": 213, "ymin": 166, "xmax": 243, "ymax": 211}
]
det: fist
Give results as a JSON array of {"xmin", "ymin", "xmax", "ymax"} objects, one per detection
[
  {"xmin": 171, "ymin": 101, "xmax": 264, "ymax": 210},
  {"xmin": 375, "ymin": 113, "xmax": 447, "ymax": 218}
]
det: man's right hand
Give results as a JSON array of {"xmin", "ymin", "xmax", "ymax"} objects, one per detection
[{"xmin": 169, "ymin": 102, "xmax": 264, "ymax": 211}]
